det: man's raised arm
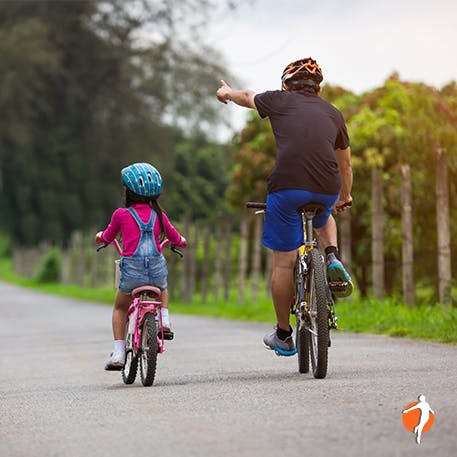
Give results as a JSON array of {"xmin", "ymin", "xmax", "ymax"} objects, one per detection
[{"xmin": 216, "ymin": 80, "xmax": 256, "ymax": 109}]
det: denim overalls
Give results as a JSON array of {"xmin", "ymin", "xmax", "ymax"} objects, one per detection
[{"xmin": 118, "ymin": 208, "xmax": 168, "ymax": 294}]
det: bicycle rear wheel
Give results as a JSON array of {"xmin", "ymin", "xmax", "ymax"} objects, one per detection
[
  {"xmin": 308, "ymin": 249, "xmax": 329, "ymax": 379},
  {"xmin": 296, "ymin": 323, "xmax": 310, "ymax": 373},
  {"xmin": 140, "ymin": 312, "xmax": 158, "ymax": 386},
  {"xmin": 122, "ymin": 318, "xmax": 138, "ymax": 384},
  {"xmin": 294, "ymin": 257, "xmax": 310, "ymax": 373}
]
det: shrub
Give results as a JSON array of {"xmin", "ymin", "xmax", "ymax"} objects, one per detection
[{"xmin": 35, "ymin": 248, "xmax": 62, "ymax": 283}]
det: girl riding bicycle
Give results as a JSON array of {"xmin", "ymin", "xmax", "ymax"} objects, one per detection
[{"xmin": 96, "ymin": 162, "xmax": 186, "ymax": 371}]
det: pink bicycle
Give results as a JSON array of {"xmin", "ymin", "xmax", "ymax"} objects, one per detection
[{"xmin": 97, "ymin": 238, "xmax": 183, "ymax": 386}]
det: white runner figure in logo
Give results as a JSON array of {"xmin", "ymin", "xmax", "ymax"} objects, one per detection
[{"xmin": 402, "ymin": 394, "xmax": 435, "ymax": 444}]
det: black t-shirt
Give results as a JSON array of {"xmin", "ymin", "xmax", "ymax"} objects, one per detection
[{"xmin": 254, "ymin": 90, "xmax": 350, "ymax": 195}]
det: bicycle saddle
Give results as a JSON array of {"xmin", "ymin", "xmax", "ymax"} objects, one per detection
[
  {"xmin": 131, "ymin": 285, "xmax": 161, "ymax": 298},
  {"xmin": 297, "ymin": 202, "xmax": 325, "ymax": 215}
]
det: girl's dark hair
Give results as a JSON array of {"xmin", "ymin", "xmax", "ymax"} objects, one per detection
[{"xmin": 124, "ymin": 187, "xmax": 165, "ymax": 240}]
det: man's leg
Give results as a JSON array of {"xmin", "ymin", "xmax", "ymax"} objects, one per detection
[
  {"xmin": 263, "ymin": 249, "xmax": 297, "ymax": 356},
  {"xmin": 271, "ymin": 249, "xmax": 297, "ymax": 331},
  {"xmin": 314, "ymin": 215, "xmax": 353, "ymax": 297},
  {"xmin": 314, "ymin": 214, "xmax": 337, "ymax": 249}
]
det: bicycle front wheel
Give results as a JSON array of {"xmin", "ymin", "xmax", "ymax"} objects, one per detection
[
  {"xmin": 308, "ymin": 249, "xmax": 329, "ymax": 379},
  {"xmin": 140, "ymin": 313, "xmax": 158, "ymax": 386}
]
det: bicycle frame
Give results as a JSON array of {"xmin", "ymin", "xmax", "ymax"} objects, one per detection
[
  {"xmin": 296, "ymin": 210, "xmax": 337, "ymax": 330},
  {"xmin": 105, "ymin": 238, "xmax": 175, "ymax": 354},
  {"xmin": 295, "ymin": 210, "xmax": 318, "ymax": 329},
  {"xmin": 128, "ymin": 288, "xmax": 165, "ymax": 354},
  {"xmin": 246, "ymin": 201, "xmax": 337, "ymax": 378}
]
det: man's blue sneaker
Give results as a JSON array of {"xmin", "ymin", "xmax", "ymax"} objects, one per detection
[
  {"xmin": 326, "ymin": 253, "xmax": 353, "ymax": 298},
  {"xmin": 263, "ymin": 328, "xmax": 297, "ymax": 356}
]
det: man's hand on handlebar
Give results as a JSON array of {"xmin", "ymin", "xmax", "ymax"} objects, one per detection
[{"xmin": 334, "ymin": 199, "xmax": 353, "ymax": 214}]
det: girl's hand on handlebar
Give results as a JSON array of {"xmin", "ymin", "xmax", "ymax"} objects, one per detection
[
  {"xmin": 179, "ymin": 236, "xmax": 187, "ymax": 248},
  {"xmin": 95, "ymin": 231, "xmax": 104, "ymax": 244}
]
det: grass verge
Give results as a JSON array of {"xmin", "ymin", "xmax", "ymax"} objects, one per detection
[{"xmin": 1, "ymin": 258, "xmax": 456, "ymax": 344}]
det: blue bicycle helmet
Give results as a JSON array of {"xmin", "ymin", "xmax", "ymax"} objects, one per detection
[{"xmin": 121, "ymin": 162, "xmax": 162, "ymax": 197}]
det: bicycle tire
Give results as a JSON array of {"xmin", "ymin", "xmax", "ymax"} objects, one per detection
[
  {"xmin": 296, "ymin": 324, "xmax": 310, "ymax": 373},
  {"xmin": 140, "ymin": 313, "xmax": 158, "ymax": 386},
  {"xmin": 308, "ymin": 248, "xmax": 329, "ymax": 379},
  {"xmin": 294, "ymin": 257, "xmax": 310, "ymax": 373},
  {"xmin": 122, "ymin": 318, "xmax": 138, "ymax": 384}
]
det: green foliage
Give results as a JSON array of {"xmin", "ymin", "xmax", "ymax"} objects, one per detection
[
  {"xmin": 0, "ymin": 1, "xmax": 233, "ymax": 246},
  {"xmin": 3, "ymin": 252, "xmax": 455, "ymax": 343},
  {"xmin": 227, "ymin": 78, "xmax": 457, "ymax": 300},
  {"xmin": 162, "ymin": 133, "xmax": 232, "ymax": 221},
  {"xmin": 335, "ymin": 297, "xmax": 457, "ymax": 343},
  {"xmin": 34, "ymin": 248, "xmax": 61, "ymax": 283},
  {"xmin": 0, "ymin": 233, "xmax": 11, "ymax": 257},
  {"xmin": 227, "ymin": 112, "xmax": 276, "ymax": 205}
]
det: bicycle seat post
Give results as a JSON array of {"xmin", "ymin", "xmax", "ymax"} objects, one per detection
[{"xmin": 302, "ymin": 210, "xmax": 317, "ymax": 248}]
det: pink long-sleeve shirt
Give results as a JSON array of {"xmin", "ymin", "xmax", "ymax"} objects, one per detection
[{"xmin": 101, "ymin": 203, "xmax": 185, "ymax": 256}]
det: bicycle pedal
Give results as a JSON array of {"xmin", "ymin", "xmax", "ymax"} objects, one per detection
[
  {"xmin": 159, "ymin": 330, "xmax": 174, "ymax": 340},
  {"xmin": 328, "ymin": 280, "xmax": 348, "ymax": 288}
]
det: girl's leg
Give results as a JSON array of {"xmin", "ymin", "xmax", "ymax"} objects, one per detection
[
  {"xmin": 112, "ymin": 289, "xmax": 132, "ymax": 340},
  {"xmin": 159, "ymin": 288, "xmax": 171, "ymax": 330},
  {"xmin": 105, "ymin": 290, "xmax": 132, "ymax": 370},
  {"xmin": 160, "ymin": 288, "xmax": 169, "ymax": 308}
]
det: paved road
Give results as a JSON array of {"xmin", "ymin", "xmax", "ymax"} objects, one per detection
[{"xmin": 1, "ymin": 281, "xmax": 456, "ymax": 457}]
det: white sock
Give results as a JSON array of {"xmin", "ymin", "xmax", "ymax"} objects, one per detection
[
  {"xmin": 114, "ymin": 340, "xmax": 125, "ymax": 353},
  {"xmin": 161, "ymin": 308, "xmax": 169, "ymax": 319}
]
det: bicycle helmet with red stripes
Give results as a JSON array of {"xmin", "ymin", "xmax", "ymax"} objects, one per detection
[
  {"xmin": 121, "ymin": 162, "xmax": 162, "ymax": 197},
  {"xmin": 281, "ymin": 57, "xmax": 323, "ymax": 90}
]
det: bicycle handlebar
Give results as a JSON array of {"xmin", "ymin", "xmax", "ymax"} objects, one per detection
[
  {"xmin": 96, "ymin": 238, "xmax": 183, "ymax": 257},
  {"xmin": 335, "ymin": 201, "xmax": 352, "ymax": 212},
  {"xmin": 246, "ymin": 202, "xmax": 266, "ymax": 209}
]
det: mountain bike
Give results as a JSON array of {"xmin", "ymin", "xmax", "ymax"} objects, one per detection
[
  {"xmin": 97, "ymin": 238, "xmax": 183, "ymax": 386},
  {"xmin": 246, "ymin": 202, "xmax": 338, "ymax": 379}
]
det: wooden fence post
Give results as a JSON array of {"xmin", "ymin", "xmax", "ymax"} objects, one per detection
[
  {"xmin": 435, "ymin": 147, "xmax": 452, "ymax": 304},
  {"xmin": 371, "ymin": 168, "xmax": 385, "ymax": 299},
  {"xmin": 188, "ymin": 222, "xmax": 198, "ymax": 302},
  {"xmin": 213, "ymin": 218, "xmax": 223, "ymax": 302},
  {"xmin": 265, "ymin": 248, "xmax": 273, "ymax": 298},
  {"xmin": 339, "ymin": 211, "xmax": 352, "ymax": 273},
  {"xmin": 200, "ymin": 224, "xmax": 211, "ymax": 303},
  {"xmin": 400, "ymin": 164, "xmax": 415, "ymax": 305},
  {"xmin": 223, "ymin": 217, "xmax": 232, "ymax": 302},
  {"xmin": 238, "ymin": 207, "xmax": 248, "ymax": 305},
  {"xmin": 251, "ymin": 212, "xmax": 262, "ymax": 303},
  {"xmin": 180, "ymin": 217, "xmax": 190, "ymax": 302}
]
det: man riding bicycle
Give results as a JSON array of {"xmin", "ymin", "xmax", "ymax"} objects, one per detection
[{"xmin": 216, "ymin": 57, "xmax": 353, "ymax": 355}]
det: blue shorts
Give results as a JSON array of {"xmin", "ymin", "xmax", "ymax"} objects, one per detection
[
  {"xmin": 118, "ymin": 255, "xmax": 168, "ymax": 294},
  {"xmin": 262, "ymin": 189, "xmax": 339, "ymax": 252}
]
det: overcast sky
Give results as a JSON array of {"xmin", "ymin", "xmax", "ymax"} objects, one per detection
[{"xmin": 206, "ymin": 0, "xmax": 457, "ymax": 137}]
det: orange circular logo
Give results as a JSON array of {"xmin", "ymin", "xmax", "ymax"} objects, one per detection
[{"xmin": 402, "ymin": 401, "xmax": 435, "ymax": 433}]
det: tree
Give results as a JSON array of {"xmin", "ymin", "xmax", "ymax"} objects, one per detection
[{"xmin": 0, "ymin": 0, "xmax": 235, "ymax": 245}]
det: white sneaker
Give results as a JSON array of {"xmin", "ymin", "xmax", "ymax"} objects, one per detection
[{"xmin": 104, "ymin": 350, "xmax": 125, "ymax": 371}]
